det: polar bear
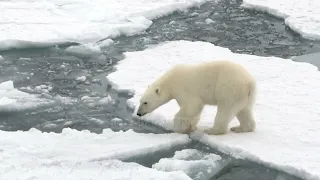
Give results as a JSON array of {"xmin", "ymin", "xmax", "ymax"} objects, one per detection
[{"xmin": 136, "ymin": 60, "xmax": 257, "ymax": 135}]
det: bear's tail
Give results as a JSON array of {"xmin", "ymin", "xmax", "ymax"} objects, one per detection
[{"xmin": 247, "ymin": 79, "xmax": 257, "ymax": 108}]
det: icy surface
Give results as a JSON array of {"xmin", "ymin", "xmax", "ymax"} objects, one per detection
[
  {"xmin": 241, "ymin": 0, "xmax": 320, "ymax": 40},
  {"xmin": 153, "ymin": 149, "xmax": 229, "ymax": 179},
  {"xmin": 0, "ymin": 81, "xmax": 55, "ymax": 112},
  {"xmin": 0, "ymin": 128, "xmax": 191, "ymax": 179},
  {"xmin": 0, "ymin": 0, "xmax": 210, "ymax": 50},
  {"xmin": 0, "ymin": 160, "xmax": 192, "ymax": 180},
  {"xmin": 106, "ymin": 40, "xmax": 320, "ymax": 179}
]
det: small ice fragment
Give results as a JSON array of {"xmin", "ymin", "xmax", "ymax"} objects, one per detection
[
  {"xmin": 205, "ymin": 18, "xmax": 214, "ymax": 24},
  {"xmin": 89, "ymin": 118, "xmax": 104, "ymax": 124},
  {"xmin": 98, "ymin": 95, "xmax": 114, "ymax": 105},
  {"xmin": 19, "ymin": 57, "xmax": 32, "ymax": 60},
  {"xmin": 111, "ymin": 117, "xmax": 123, "ymax": 122},
  {"xmin": 98, "ymin": 39, "xmax": 114, "ymax": 47},
  {"xmin": 76, "ymin": 76, "xmax": 86, "ymax": 81}
]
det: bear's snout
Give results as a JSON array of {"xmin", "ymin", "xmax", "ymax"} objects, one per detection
[{"xmin": 136, "ymin": 106, "xmax": 145, "ymax": 116}]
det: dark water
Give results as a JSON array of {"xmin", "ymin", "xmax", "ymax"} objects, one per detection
[{"xmin": 0, "ymin": 0, "xmax": 318, "ymax": 179}]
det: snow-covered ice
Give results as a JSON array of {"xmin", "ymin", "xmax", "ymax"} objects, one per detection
[
  {"xmin": 106, "ymin": 40, "xmax": 320, "ymax": 180},
  {"xmin": 241, "ymin": 0, "xmax": 320, "ymax": 40},
  {"xmin": 153, "ymin": 149, "xmax": 230, "ymax": 179},
  {"xmin": 0, "ymin": 0, "xmax": 210, "ymax": 50},
  {"xmin": 0, "ymin": 81, "xmax": 55, "ymax": 112},
  {"xmin": 0, "ymin": 128, "xmax": 191, "ymax": 180}
]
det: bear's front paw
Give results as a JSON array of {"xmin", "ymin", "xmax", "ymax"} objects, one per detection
[
  {"xmin": 173, "ymin": 126, "xmax": 193, "ymax": 134},
  {"xmin": 230, "ymin": 126, "xmax": 254, "ymax": 133},
  {"xmin": 204, "ymin": 127, "xmax": 227, "ymax": 135},
  {"xmin": 174, "ymin": 129, "xmax": 191, "ymax": 134}
]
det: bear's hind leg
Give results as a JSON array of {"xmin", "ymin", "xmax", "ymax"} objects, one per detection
[
  {"xmin": 204, "ymin": 106, "xmax": 236, "ymax": 135},
  {"xmin": 231, "ymin": 107, "xmax": 256, "ymax": 133}
]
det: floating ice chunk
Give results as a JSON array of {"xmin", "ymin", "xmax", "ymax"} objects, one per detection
[
  {"xmin": 0, "ymin": 159, "xmax": 192, "ymax": 180},
  {"xmin": 89, "ymin": 117, "xmax": 104, "ymax": 124},
  {"xmin": 43, "ymin": 123, "xmax": 58, "ymax": 129},
  {"xmin": 33, "ymin": 84, "xmax": 52, "ymax": 94},
  {"xmin": 153, "ymin": 149, "xmax": 230, "ymax": 179},
  {"xmin": 0, "ymin": 128, "xmax": 191, "ymax": 180},
  {"xmin": 81, "ymin": 95, "xmax": 115, "ymax": 107},
  {"xmin": 0, "ymin": 128, "xmax": 190, "ymax": 179},
  {"xmin": 98, "ymin": 96, "xmax": 114, "ymax": 105},
  {"xmin": 97, "ymin": 39, "xmax": 114, "ymax": 47},
  {"xmin": 0, "ymin": 55, "xmax": 4, "ymax": 61},
  {"xmin": 205, "ymin": 18, "xmax": 214, "ymax": 24},
  {"xmin": 241, "ymin": 0, "xmax": 320, "ymax": 40},
  {"xmin": 111, "ymin": 117, "xmax": 123, "ymax": 122},
  {"xmin": 65, "ymin": 43, "xmax": 102, "ymax": 56},
  {"xmin": 63, "ymin": 121, "xmax": 74, "ymax": 127},
  {"xmin": 76, "ymin": 76, "xmax": 86, "ymax": 82},
  {"xmin": 0, "ymin": 81, "xmax": 54, "ymax": 112},
  {"xmin": 18, "ymin": 57, "xmax": 32, "ymax": 61},
  {"xmin": 0, "ymin": 0, "xmax": 211, "ymax": 51}
]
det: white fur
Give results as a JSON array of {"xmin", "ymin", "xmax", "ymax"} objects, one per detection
[{"xmin": 137, "ymin": 60, "xmax": 257, "ymax": 135}]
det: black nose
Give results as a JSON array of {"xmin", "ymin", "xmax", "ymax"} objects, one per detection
[{"xmin": 137, "ymin": 113, "xmax": 141, "ymax": 116}]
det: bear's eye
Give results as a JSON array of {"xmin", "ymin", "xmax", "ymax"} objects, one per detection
[{"xmin": 143, "ymin": 102, "xmax": 148, "ymax": 105}]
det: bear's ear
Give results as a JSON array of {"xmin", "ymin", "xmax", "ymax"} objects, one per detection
[{"xmin": 155, "ymin": 87, "xmax": 160, "ymax": 95}]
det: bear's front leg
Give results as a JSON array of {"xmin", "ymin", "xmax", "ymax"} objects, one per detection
[
  {"xmin": 173, "ymin": 101, "xmax": 203, "ymax": 134},
  {"xmin": 173, "ymin": 109, "xmax": 193, "ymax": 134}
]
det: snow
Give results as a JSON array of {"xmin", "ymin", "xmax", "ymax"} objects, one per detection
[
  {"xmin": 0, "ymin": 81, "xmax": 55, "ymax": 112},
  {"xmin": 153, "ymin": 149, "xmax": 229, "ymax": 179},
  {"xmin": 106, "ymin": 40, "xmax": 320, "ymax": 180},
  {"xmin": 241, "ymin": 0, "xmax": 320, "ymax": 40},
  {"xmin": 0, "ymin": 0, "xmax": 210, "ymax": 51},
  {"xmin": 0, "ymin": 128, "xmax": 191, "ymax": 180}
]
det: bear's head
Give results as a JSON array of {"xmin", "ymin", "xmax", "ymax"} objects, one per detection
[{"xmin": 136, "ymin": 84, "xmax": 171, "ymax": 117}]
